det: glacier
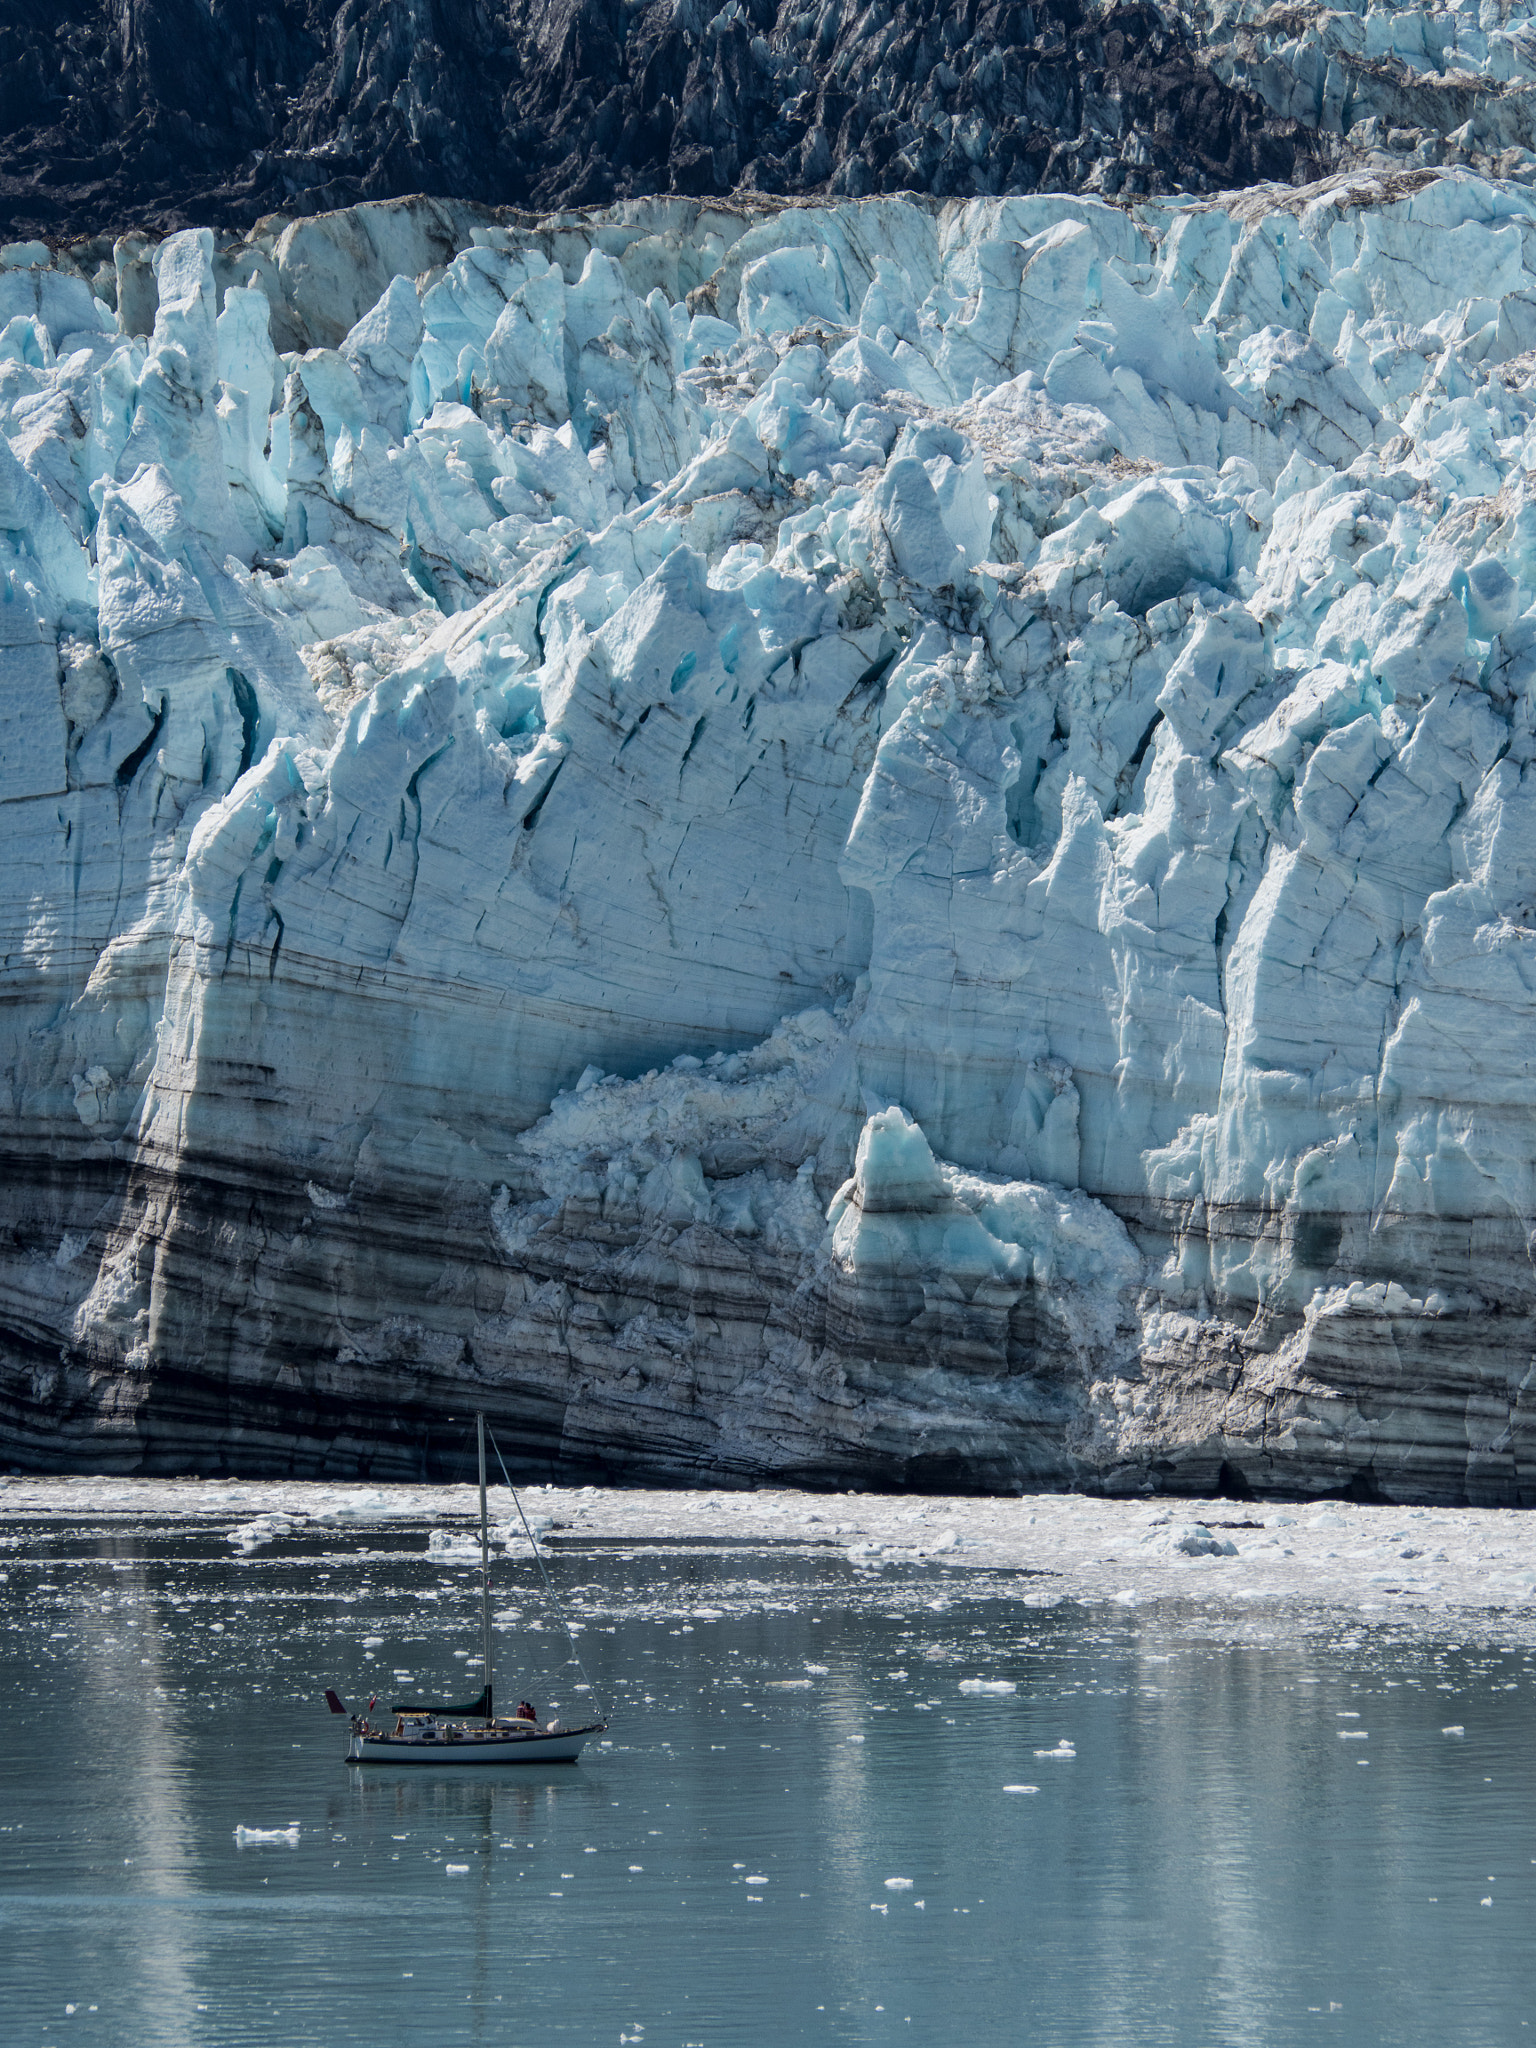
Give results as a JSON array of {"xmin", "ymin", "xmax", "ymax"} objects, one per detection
[{"xmin": 4, "ymin": 171, "xmax": 1536, "ymax": 1501}]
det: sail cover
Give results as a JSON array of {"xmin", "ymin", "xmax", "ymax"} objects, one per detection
[{"xmin": 390, "ymin": 1684, "xmax": 492, "ymax": 1719}]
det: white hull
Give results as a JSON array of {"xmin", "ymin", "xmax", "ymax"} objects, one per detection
[{"xmin": 348, "ymin": 1722, "xmax": 602, "ymax": 1766}]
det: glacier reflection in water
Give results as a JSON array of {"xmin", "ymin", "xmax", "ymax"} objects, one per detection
[{"xmin": 1, "ymin": 1517, "xmax": 1533, "ymax": 2046}]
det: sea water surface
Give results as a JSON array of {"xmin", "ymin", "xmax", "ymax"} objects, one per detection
[{"xmin": 1, "ymin": 1507, "xmax": 1533, "ymax": 2047}]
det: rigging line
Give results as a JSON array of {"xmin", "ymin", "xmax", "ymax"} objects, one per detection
[{"xmin": 486, "ymin": 1423, "xmax": 609, "ymax": 1726}]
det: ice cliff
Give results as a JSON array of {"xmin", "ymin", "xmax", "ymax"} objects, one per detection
[{"xmin": 4, "ymin": 169, "xmax": 1536, "ymax": 1501}]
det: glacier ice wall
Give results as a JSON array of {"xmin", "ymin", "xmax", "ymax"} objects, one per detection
[{"xmin": 5, "ymin": 174, "xmax": 1536, "ymax": 1500}]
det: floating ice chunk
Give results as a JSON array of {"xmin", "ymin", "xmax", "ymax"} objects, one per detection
[
  {"xmin": 310, "ymin": 1493, "xmax": 395, "ymax": 1525},
  {"xmin": 233, "ymin": 1823, "xmax": 300, "ymax": 1846},
  {"xmin": 1034, "ymin": 1740, "xmax": 1076, "ymax": 1759},
  {"xmin": 884, "ymin": 1877, "xmax": 914, "ymax": 1889},
  {"xmin": 1338, "ymin": 1730, "xmax": 1368, "ymax": 1740},
  {"xmin": 1003, "ymin": 1785, "xmax": 1040, "ymax": 1795},
  {"xmin": 1169, "ymin": 1525, "xmax": 1238, "ymax": 1558},
  {"xmin": 445, "ymin": 1863, "xmax": 469, "ymax": 1874},
  {"xmin": 958, "ymin": 1679, "xmax": 1017, "ymax": 1695},
  {"xmin": 228, "ymin": 1515, "xmax": 295, "ymax": 1551},
  {"xmin": 1442, "ymin": 1725, "xmax": 1465, "ymax": 1737},
  {"xmin": 745, "ymin": 1874, "xmax": 768, "ymax": 1885}
]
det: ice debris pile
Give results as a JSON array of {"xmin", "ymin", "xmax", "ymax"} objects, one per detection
[{"xmin": 5, "ymin": 172, "xmax": 1536, "ymax": 1501}]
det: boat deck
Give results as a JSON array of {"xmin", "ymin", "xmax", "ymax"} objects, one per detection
[{"xmin": 349, "ymin": 1719, "xmax": 605, "ymax": 1765}]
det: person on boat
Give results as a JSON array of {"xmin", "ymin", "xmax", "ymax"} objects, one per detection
[{"xmin": 516, "ymin": 1700, "xmax": 537, "ymax": 1723}]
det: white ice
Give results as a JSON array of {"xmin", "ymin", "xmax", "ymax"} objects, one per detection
[{"xmin": 6, "ymin": 1475, "xmax": 1536, "ymax": 1620}]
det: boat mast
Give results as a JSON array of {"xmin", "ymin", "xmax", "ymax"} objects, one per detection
[{"xmin": 477, "ymin": 1412, "xmax": 492, "ymax": 1723}]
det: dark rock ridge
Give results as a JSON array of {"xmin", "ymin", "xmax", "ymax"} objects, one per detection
[{"xmin": 2, "ymin": 0, "xmax": 1330, "ymax": 239}]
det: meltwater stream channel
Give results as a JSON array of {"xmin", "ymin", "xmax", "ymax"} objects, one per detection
[{"xmin": 1, "ymin": 1509, "xmax": 1533, "ymax": 2047}]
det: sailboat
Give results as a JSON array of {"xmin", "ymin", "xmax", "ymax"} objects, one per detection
[{"xmin": 325, "ymin": 1414, "xmax": 607, "ymax": 1765}]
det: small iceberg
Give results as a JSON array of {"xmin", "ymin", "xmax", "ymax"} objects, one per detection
[
  {"xmin": 233, "ymin": 1823, "xmax": 300, "ymax": 1847},
  {"xmin": 311, "ymin": 1492, "xmax": 396, "ymax": 1526},
  {"xmin": 1169, "ymin": 1525, "xmax": 1238, "ymax": 1558},
  {"xmin": 228, "ymin": 1514, "xmax": 297, "ymax": 1551},
  {"xmin": 958, "ymin": 1678, "xmax": 1017, "ymax": 1695}
]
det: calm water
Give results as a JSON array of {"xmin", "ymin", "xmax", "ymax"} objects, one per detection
[{"xmin": 1, "ymin": 1514, "xmax": 1533, "ymax": 2047}]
